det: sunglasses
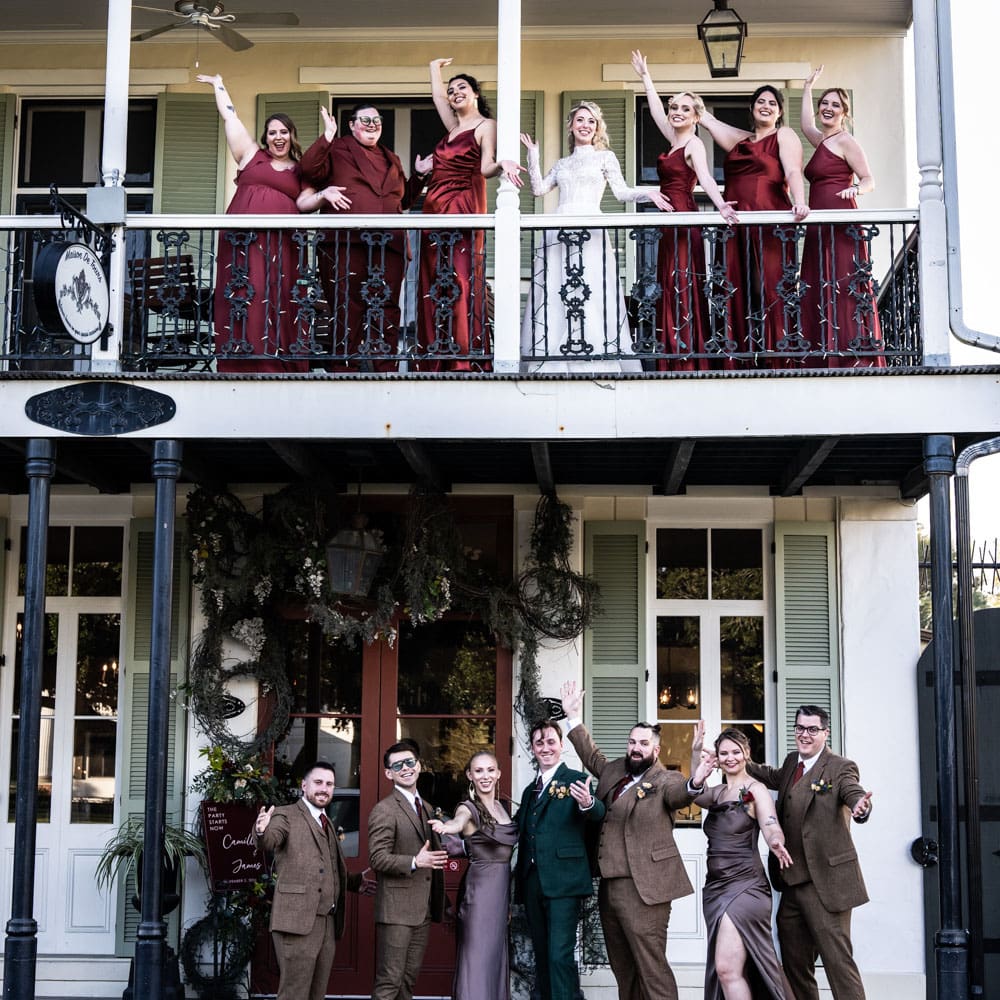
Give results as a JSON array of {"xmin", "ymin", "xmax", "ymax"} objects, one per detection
[{"xmin": 388, "ymin": 757, "xmax": 417, "ymax": 772}]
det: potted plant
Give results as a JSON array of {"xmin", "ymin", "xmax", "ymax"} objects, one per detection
[{"xmin": 96, "ymin": 817, "xmax": 207, "ymax": 913}]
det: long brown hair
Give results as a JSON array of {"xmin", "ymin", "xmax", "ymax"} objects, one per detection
[{"xmin": 260, "ymin": 113, "xmax": 302, "ymax": 161}]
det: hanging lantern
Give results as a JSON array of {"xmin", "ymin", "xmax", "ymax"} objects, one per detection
[
  {"xmin": 697, "ymin": 0, "xmax": 748, "ymax": 79},
  {"xmin": 326, "ymin": 513, "xmax": 385, "ymax": 598}
]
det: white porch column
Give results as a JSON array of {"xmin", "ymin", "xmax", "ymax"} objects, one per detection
[
  {"xmin": 912, "ymin": 0, "xmax": 950, "ymax": 366},
  {"xmin": 87, "ymin": 0, "xmax": 132, "ymax": 372},
  {"xmin": 491, "ymin": 0, "xmax": 523, "ymax": 373}
]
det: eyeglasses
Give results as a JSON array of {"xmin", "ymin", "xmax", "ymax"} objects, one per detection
[
  {"xmin": 793, "ymin": 725, "xmax": 826, "ymax": 736},
  {"xmin": 354, "ymin": 115, "xmax": 382, "ymax": 127},
  {"xmin": 388, "ymin": 757, "xmax": 417, "ymax": 772}
]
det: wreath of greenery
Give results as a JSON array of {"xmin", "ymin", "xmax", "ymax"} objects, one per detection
[
  {"xmin": 179, "ymin": 891, "xmax": 260, "ymax": 999},
  {"xmin": 184, "ymin": 485, "xmax": 599, "ymax": 753}
]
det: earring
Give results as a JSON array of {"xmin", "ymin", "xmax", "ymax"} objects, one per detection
[{"xmin": 468, "ymin": 781, "xmax": 476, "ymax": 802}]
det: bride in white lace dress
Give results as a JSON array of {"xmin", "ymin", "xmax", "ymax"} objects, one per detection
[{"xmin": 520, "ymin": 101, "xmax": 671, "ymax": 374}]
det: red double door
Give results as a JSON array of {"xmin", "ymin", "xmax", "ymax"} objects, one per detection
[{"xmin": 253, "ymin": 616, "xmax": 513, "ymax": 997}]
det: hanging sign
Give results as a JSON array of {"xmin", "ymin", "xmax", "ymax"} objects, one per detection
[{"xmin": 32, "ymin": 241, "xmax": 110, "ymax": 344}]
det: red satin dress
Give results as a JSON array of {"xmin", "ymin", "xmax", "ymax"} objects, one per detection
[
  {"xmin": 417, "ymin": 128, "xmax": 489, "ymax": 371},
  {"xmin": 213, "ymin": 149, "xmax": 307, "ymax": 372},
  {"xmin": 656, "ymin": 145, "xmax": 712, "ymax": 371},
  {"xmin": 722, "ymin": 132, "xmax": 792, "ymax": 364},
  {"xmin": 800, "ymin": 139, "xmax": 885, "ymax": 368}
]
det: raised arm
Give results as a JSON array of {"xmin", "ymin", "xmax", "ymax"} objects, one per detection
[
  {"xmin": 749, "ymin": 782, "xmax": 793, "ymax": 868},
  {"xmin": 196, "ymin": 73, "xmax": 257, "ymax": 168},
  {"xmin": 520, "ymin": 133, "xmax": 557, "ymax": 198},
  {"xmin": 696, "ymin": 107, "xmax": 751, "ymax": 154},
  {"xmin": 777, "ymin": 126, "xmax": 809, "ymax": 220},
  {"xmin": 428, "ymin": 803, "xmax": 475, "ymax": 838},
  {"xmin": 631, "ymin": 50, "xmax": 676, "ymax": 146},
  {"xmin": 685, "ymin": 137, "xmax": 739, "ymax": 223},
  {"xmin": 800, "ymin": 66, "xmax": 826, "ymax": 149},
  {"xmin": 476, "ymin": 118, "xmax": 524, "ymax": 186},
  {"xmin": 429, "ymin": 58, "xmax": 456, "ymax": 131}
]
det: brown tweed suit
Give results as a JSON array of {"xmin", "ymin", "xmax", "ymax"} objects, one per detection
[
  {"xmin": 367, "ymin": 789, "xmax": 445, "ymax": 1000},
  {"xmin": 750, "ymin": 748, "xmax": 871, "ymax": 1000},
  {"xmin": 568, "ymin": 724, "xmax": 696, "ymax": 1000},
  {"xmin": 255, "ymin": 797, "xmax": 361, "ymax": 1000}
]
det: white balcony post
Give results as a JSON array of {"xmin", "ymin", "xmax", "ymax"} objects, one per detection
[
  {"xmin": 912, "ymin": 0, "xmax": 951, "ymax": 366},
  {"xmin": 491, "ymin": 0, "xmax": 523, "ymax": 373},
  {"xmin": 87, "ymin": 0, "xmax": 132, "ymax": 372}
]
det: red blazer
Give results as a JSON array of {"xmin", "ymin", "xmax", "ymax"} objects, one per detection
[{"xmin": 300, "ymin": 134, "xmax": 422, "ymax": 254}]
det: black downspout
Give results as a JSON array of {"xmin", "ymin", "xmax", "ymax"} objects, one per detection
[
  {"xmin": 2, "ymin": 440, "xmax": 55, "ymax": 1000},
  {"xmin": 133, "ymin": 440, "xmax": 182, "ymax": 1000},
  {"xmin": 954, "ymin": 437, "xmax": 1000, "ymax": 998},
  {"xmin": 923, "ymin": 434, "xmax": 969, "ymax": 999}
]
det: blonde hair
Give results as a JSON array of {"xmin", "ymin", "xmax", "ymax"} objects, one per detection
[
  {"xmin": 668, "ymin": 91, "xmax": 706, "ymax": 120},
  {"xmin": 567, "ymin": 101, "xmax": 609, "ymax": 151}
]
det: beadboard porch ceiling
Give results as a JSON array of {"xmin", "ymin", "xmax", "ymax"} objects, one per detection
[{"xmin": 0, "ymin": 0, "xmax": 913, "ymax": 36}]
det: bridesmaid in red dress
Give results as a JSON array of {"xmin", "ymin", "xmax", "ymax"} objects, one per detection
[
  {"xmin": 199, "ymin": 73, "xmax": 309, "ymax": 372},
  {"xmin": 799, "ymin": 66, "xmax": 885, "ymax": 368},
  {"xmin": 699, "ymin": 89, "xmax": 809, "ymax": 366},
  {"xmin": 632, "ymin": 52, "xmax": 739, "ymax": 371},
  {"xmin": 413, "ymin": 59, "xmax": 522, "ymax": 372}
]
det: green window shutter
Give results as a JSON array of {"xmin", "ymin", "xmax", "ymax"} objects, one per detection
[
  {"xmin": 116, "ymin": 521, "xmax": 191, "ymax": 954},
  {"xmin": 561, "ymin": 91, "xmax": 634, "ymax": 214},
  {"xmin": 584, "ymin": 522, "xmax": 646, "ymax": 751},
  {"xmin": 484, "ymin": 91, "xmax": 542, "ymax": 277},
  {"xmin": 774, "ymin": 522, "xmax": 840, "ymax": 759},
  {"xmin": 256, "ymin": 92, "xmax": 326, "ymax": 154},
  {"xmin": 155, "ymin": 92, "xmax": 222, "ymax": 214},
  {"xmin": 0, "ymin": 94, "xmax": 15, "ymax": 213}
]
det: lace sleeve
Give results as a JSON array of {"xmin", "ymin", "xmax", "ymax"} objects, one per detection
[
  {"xmin": 527, "ymin": 149, "xmax": 558, "ymax": 197},
  {"xmin": 601, "ymin": 150, "xmax": 650, "ymax": 204}
]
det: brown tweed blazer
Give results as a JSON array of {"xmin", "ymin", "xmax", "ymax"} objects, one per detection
[
  {"xmin": 568, "ymin": 724, "xmax": 696, "ymax": 905},
  {"xmin": 749, "ymin": 747, "xmax": 870, "ymax": 913},
  {"xmin": 367, "ymin": 788, "xmax": 445, "ymax": 926}
]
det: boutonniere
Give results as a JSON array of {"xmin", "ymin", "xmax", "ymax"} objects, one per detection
[
  {"xmin": 548, "ymin": 782, "xmax": 571, "ymax": 799},
  {"xmin": 738, "ymin": 786, "xmax": 755, "ymax": 811},
  {"xmin": 336, "ymin": 826, "xmax": 346, "ymax": 842},
  {"xmin": 810, "ymin": 779, "xmax": 833, "ymax": 795},
  {"xmin": 635, "ymin": 781, "xmax": 654, "ymax": 800}
]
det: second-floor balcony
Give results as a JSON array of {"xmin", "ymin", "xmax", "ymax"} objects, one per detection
[{"xmin": 1, "ymin": 208, "xmax": 920, "ymax": 375}]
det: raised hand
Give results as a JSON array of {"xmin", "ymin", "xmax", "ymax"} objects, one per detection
[
  {"xmin": 319, "ymin": 186, "xmax": 352, "ymax": 211},
  {"xmin": 415, "ymin": 839, "xmax": 449, "ymax": 870},
  {"xmin": 804, "ymin": 65, "xmax": 824, "ymax": 88},
  {"xmin": 320, "ymin": 105, "xmax": 337, "ymax": 142},
  {"xmin": 559, "ymin": 679, "xmax": 584, "ymax": 718},
  {"xmin": 195, "ymin": 73, "xmax": 223, "ymax": 87},
  {"xmin": 255, "ymin": 805, "xmax": 275, "ymax": 835},
  {"xmin": 430, "ymin": 57, "xmax": 454, "ymax": 73},
  {"xmin": 691, "ymin": 719, "xmax": 706, "ymax": 756},
  {"xmin": 631, "ymin": 50, "xmax": 649, "ymax": 79},
  {"xmin": 693, "ymin": 752, "xmax": 717, "ymax": 787},
  {"xmin": 520, "ymin": 133, "xmax": 539, "ymax": 157}
]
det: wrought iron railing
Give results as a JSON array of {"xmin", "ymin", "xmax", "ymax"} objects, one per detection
[{"xmin": 0, "ymin": 209, "xmax": 921, "ymax": 374}]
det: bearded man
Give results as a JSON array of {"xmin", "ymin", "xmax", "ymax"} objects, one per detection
[{"xmin": 560, "ymin": 681, "xmax": 713, "ymax": 1000}]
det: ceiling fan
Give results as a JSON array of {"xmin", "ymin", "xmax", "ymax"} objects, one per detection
[{"xmin": 132, "ymin": 2, "xmax": 299, "ymax": 52}]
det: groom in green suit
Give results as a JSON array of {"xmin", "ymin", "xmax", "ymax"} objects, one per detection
[{"xmin": 516, "ymin": 719, "xmax": 606, "ymax": 1000}]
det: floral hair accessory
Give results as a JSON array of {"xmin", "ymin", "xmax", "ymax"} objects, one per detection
[
  {"xmin": 635, "ymin": 781, "xmax": 654, "ymax": 800},
  {"xmin": 810, "ymin": 778, "xmax": 833, "ymax": 795}
]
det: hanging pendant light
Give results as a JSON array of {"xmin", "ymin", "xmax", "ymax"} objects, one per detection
[
  {"xmin": 326, "ymin": 475, "xmax": 385, "ymax": 598},
  {"xmin": 697, "ymin": 0, "xmax": 748, "ymax": 79}
]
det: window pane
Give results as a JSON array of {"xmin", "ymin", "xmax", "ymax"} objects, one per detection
[
  {"xmin": 397, "ymin": 621, "xmax": 497, "ymax": 715},
  {"xmin": 286, "ymin": 623, "xmax": 363, "ymax": 714},
  {"xmin": 72, "ymin": 527, "xmax": 124, "ymax": 596},
  {"xmin": 125, "ymin": 102, "xmax": 157, "ymax": 185},
  {"xmin": 19, "ymin": 107, "xmax": 88, "ymax": 186},
  {"xmin": 712, "ymin": 529, "xmax": 763, "ymax": 599},
  {"xmin": 71, "ymin": 719, "xmax": 116, "ymax": 823},
  {"xmin": 655, "ymin": 616, "xmax": 701, "ymax": 718},
  {"xmin": 18, "ymin": 526, "xmax": 70, "ymax": 596},
  {"xmin": 75, "ymin": 614, "xmax": 121, "ymax": 715},
  {"xmin": 9, "ymin": 719, "xmax": 53, "ymax": 823},
  {"xmin": 658, "ymin": 723, "xmax": 701, "ymax": 825},
  {"xmin": 720, "ymin": 616, "xmax": 764, "ymax": 719},
  {"xmin": 12, "ymin": 613, "xmax": 58, "ymax": 715},
  {"xmin": 656, "ymin": 529, "xmax": 707, "ymax": 599},
  {"xmin": 398, "ymin": 717, "xmax": 498, "ymax": 818}
]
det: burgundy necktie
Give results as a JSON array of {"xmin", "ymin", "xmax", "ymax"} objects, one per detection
[
  {"xmin": 792, "ymin": 761, "xmax": 805, "ymax": 786},
  {"xmin": 319, "ymin": 813, "xmax": 330, "ymax": 833},
  {"xmin": 534, "ymin": 776, "xmax": 543, "ymax": 799},
  {"xmin": 414, "ymin": 795, "xmax": 423, "ymax": 818},
  {"xmin": 611, "ymin": 775, "xmax": 632, "ymax": 803}
]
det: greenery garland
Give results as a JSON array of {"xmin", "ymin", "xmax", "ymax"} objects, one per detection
[{"xmin": 185, "ymin": 485, "xmax": 598, "ymax": 751}]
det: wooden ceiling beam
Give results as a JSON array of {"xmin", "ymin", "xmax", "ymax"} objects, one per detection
[
  {"xmin": 396, "ymin": 441, "xmax": 449, "ymax": 493},
  {"xmin": 531, "ymin": 442, "xmax": 555, "ymax": 495},
  {"xmin": 661, "ymin": 439, "xmax": 696, "ymax": 495},
  {"xmin": 780, "ymin": 437, "xmax": 840, "ymax": 496}
]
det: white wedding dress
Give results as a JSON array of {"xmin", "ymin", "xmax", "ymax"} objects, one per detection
[{"xmin": 521, "ymin": 146, "xmax": 654, "ymax": 374}]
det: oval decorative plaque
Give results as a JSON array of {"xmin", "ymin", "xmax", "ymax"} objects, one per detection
[{"xmin": 25, "ymin": 382, "xmax": 176, "ymax": 436}]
